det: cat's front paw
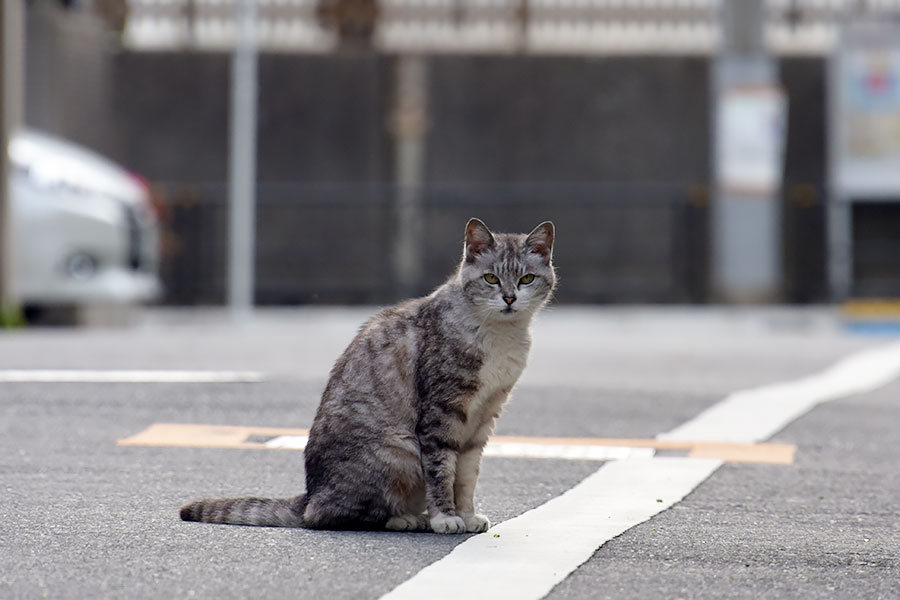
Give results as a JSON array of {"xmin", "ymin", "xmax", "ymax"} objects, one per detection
[
  {"xmin": 385, "ymin": 514, "xmax": 429, "ymax": 532},
  {"xmin": 460, "ymin": 513, "xmax": 491, "ymax": 533},
  {"xmin": 429, "ymin": 513, "xmax": 467, "ymax": 534}
]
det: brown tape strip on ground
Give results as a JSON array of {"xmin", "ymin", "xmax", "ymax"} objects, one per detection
[{"xmin": 118, "ymin": 423, "xmax": 796, "ymax": 464}]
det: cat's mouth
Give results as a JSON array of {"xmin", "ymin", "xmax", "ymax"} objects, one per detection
[{"xmin": 501, "ymin": 306, "xmax": 516, "ymax": 314}]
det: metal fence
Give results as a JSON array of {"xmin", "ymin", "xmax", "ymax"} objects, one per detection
[{"xmin": 158, "ymin": 181, "xmax": 709, "ymax": 305}]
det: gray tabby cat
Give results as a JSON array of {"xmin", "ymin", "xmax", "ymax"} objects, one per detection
[{"xmin": 180, "ymin": 218, "xmax": 555, "ymax": 534}]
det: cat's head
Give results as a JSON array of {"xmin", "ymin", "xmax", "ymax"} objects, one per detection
[{"xmin": 458, "ymin": 218, "xmax": 556, "ymax": 319}]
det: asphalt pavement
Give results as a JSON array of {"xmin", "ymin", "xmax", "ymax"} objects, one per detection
[{"xmin": 1, "ymin": 306, "xmax": 898, "ymax": 599}]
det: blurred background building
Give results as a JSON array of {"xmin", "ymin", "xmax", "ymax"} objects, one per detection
[{"xmin": 16, "ymin": 0, "xmax": 900, "ymax": 309}]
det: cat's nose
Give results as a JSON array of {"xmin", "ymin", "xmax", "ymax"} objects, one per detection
[{"xmin": 502, "ymin": 295, "xmax": 516, "ymax": 306}]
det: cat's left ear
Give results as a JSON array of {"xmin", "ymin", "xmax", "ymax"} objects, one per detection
[{"xmin": 525, "ymin": 221, "xmax": 554, "ymax": 263}]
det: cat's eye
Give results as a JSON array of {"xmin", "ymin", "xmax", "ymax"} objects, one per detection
[
  {"xmin": 519, "ymin": 273, "xmax": 536, "ymax": 285},
  {"xmin": 483, "ymin": 273, "xmax": 500, "ymax": 285}
]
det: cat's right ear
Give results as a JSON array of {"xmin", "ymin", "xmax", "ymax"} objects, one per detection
[{"xmin": 464, "ymin": 218, "xmax": 496, "ymax": 262}]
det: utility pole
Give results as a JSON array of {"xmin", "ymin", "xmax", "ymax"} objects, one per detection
[
  {"xmin": 711, "ymin": 0, "xmax": 787, "ymax": 302},
  {"xmin": 0, "ymin": 1, "xmax": 24, "ymax": 323},
  {"xmin": 227, "ymin": 0, "xmax": 258, "ymax": 321},
  {"xmin": 391, "ymin": 55, "xmax": 427, "ymax": 299}
]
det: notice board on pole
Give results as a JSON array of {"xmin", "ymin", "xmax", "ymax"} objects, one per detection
[
  {"xmin": 715, "ymin": 85, "xmax": 788, "ymax": 196},
  {"xmin": 831, "ymin": 23, "xmax": 900, "ymax": 198}
]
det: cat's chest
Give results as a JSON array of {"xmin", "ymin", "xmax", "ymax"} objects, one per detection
[
  {"xmin": 469, "ymin": 327, "xmax": 530, "ymax": 414},
  {"xmin": 478, "ymin": 336, "xmax": 528, "ymax": 390}
]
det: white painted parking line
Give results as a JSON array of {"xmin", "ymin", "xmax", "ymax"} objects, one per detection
[
  {"xmin": 0, "ymin": 370, "xmax": 266, "ymax": 383},
  {"xmin": 265, "ymin": 435, "xmax": 310, "ymax": 449},
  {"xmin": 381, "ymin": 340, "xmax": 900, "ymax": 600},
  {"xmin": 482, "ymin": 441, "xmax": 654, "ymax": 461},
  {"xmin": 383, "ymin": 457, "xmax": 721, "ymax": 600},
  {"xmin": 659, "ymin": 340, "xmax": 900, "ymax": 443},
  {"xmin": 264, "ymin": 435, "xmax": 657, "ymax": 461}
]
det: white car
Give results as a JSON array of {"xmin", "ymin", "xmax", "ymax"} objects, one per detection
[{"xmin": 9, "ymin": 129, "xmax": 161, "ymax": 314}]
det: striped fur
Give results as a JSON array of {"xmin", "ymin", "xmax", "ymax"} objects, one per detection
[
  {"xmin": 179, "ymin": 219, "xmax": 556, "ymax": 533},
  {"xmin": 180, "ymin": 496, "xmax": 307, "ymax": 528}
]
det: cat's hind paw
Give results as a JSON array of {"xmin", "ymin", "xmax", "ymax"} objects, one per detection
[
  {"xmin": 461, "ymin": 513, "xmax": 491, "ymax": 533},
  {"xmin": 385, "ymin": 514, "xmax": 429, "ymax": 532},
  {"xmin": 429, "ymin": 513, "xmax": 467, "ymax": 534}
]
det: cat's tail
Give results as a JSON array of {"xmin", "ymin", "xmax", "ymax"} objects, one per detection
[{"xmin": 179, "ymin": 494, "xmax": 307, "ymax": 528}]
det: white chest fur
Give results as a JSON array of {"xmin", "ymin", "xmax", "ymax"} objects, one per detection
[{"xmin": 466, "ymin": 323, "xmax": 531, "ymax": 424}]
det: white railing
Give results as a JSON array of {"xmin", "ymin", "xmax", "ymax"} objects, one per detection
[{"xmin": 120, "ymin": 0, "xmax": 900, "ymax": 54}]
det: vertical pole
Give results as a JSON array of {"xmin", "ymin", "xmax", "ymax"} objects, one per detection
[
  {"xmin": 228, "ymin": 0, "xmax": 258, "ymax": 320},
  {"xmin": 711, "ymin": 0, "xmax": 783, "ymax": 302},
  {"xmin": 826, "ymin": 34, "xmax": 850, "ymax": 302},
  {"xmin": 827, "ymin": 200, "xmax": 852, "ymax": 300},
  {"xmin": 0, "ymin": 1, "xmax": 24, "ymax": 321},
  {"xmin": 392, "ymin": 55, "xmax": 427, "ymax": 299}
]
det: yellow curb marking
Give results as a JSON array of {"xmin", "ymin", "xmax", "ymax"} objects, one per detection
[
  {"xmin": 118, "ymin": 423, "xmax": 796, "ymax": 465},
  {"xmin": 841, "ymin": 299, "xmax": 900, "ymax": 318}
]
